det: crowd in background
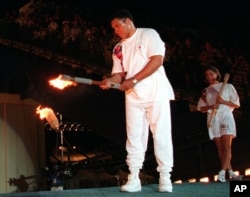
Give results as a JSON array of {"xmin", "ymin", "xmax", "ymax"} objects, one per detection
[{"xmin": 0, "ymin": 0, "xmax": 249, "ymax": 98}]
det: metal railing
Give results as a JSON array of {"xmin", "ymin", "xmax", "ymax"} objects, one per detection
[{"xmin": 0, "ymin": 19, "xmax": 116, "ymax": 73}]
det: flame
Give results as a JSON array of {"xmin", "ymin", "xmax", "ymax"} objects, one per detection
[
  {"xmin": 36, "ymin": 105, "xmax": 60, "ymax": 130},
  {"xmin": 36, "ymin": 105, "xmax": 53, "ymax": 120},
  {"xmin": 49, "ymin": 74, "xmax": 76, "ymax": 90}
]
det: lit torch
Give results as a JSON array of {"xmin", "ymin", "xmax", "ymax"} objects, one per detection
[
  {"xmin": 49, "ymin": 74, "xmax": 120, "ymax": 90},
  {"xmin": 49, "ymin": 74, "xmax": 77, "ymax": 90},
  {"xmin": 36, "ymin": 105, "xmax": 59, "ymax": 131}
]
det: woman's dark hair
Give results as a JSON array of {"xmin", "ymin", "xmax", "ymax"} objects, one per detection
[
  {"xmin": 110, "ymin": 9, "xmax": 133, "ymax": 22},
  {"xmin": 204, "ymin": 66, "xmax": 221, "ymax": 83}
]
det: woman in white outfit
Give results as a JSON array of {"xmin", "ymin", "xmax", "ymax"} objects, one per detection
[{"xmin": 197, "ymin": 66, "xmax": 241, "ymax": 182}]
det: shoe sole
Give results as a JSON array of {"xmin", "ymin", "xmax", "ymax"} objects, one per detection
[
  {"xmin": 120, "ymin": 186, "xmax": 142, "ymax": 192},
  {"xmin": 120, "ymin": 188, "xmax": 141, "ymax": 192},
  {"xmin": 230, "ymin": 175, "xmax": 244, "ymax": 180},
  {"xmin": 217, "ymin": 179, "xmax": 226, "ymax": 183},
  {"xmin": 159, "ymin": 186, "xmax": 173, "ymax": 192},
  {"xmin": 159, "ymin": 189, "xmax": 173, "ymax": 193}
]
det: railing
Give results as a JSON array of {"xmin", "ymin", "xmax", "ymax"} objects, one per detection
[{"xmin": 0, "ymin": 19, "xmax": 116, "ymax": 74}]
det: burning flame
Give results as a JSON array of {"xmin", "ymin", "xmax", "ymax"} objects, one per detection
[
  {"xmin": 36, "ymin": 105, "xmax": 60, "ymax": 130},
  {"xmin": 49, "ymin": 74, "xmax": 76, "ymax": 90},
  {"xmin": 36, "ymin": 105, "xmax": 54, "ymax": 120}
]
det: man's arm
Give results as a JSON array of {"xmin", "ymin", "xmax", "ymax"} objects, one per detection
[
  {"xmin": 100, "ymin": 73, "xmax": 124, "ymax": 90},
  {"xmin": 120, "ymin": 55, "xmax": 163, "ymax": 91},
  {"xmin": 134, "ymin": 55, "xmax": 163, "ymax": 81}
]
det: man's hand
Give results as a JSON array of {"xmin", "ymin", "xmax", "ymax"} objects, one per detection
[
  {"xmin": 120, "ymin": 78, "xmax": 134, "ymax": 91},
  {"xmin": 100, "ymin": 78, "xmax": 111, "ymax": 90}
]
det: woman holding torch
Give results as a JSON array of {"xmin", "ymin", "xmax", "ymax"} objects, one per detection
[{"xmin": 197, "ymin": 66, "xmax": 241, "ymax": 182}]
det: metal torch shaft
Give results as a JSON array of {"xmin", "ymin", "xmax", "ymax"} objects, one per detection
[
  {"xmin": 74, "ymin": 77, "xmax": 119, "ymax": 88},
  {"xmin": 91, "ymin": 80, "xmax": 102, "ymax": 86},
  {"xmin": 74, "ymin": 77, "xmax": 93, "ymax": 85},
  {"xmin": 62, "ymin": 75, "xmax": 120, "ymax": 89},
  {"xmin": 91, "ymin": 80, "xmax": 120, "ymax": 89}
]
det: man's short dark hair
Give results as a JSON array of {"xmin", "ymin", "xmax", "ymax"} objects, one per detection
[{"xmin": 110, "ymin": 9, "xmax": 133, "ymax": 21}]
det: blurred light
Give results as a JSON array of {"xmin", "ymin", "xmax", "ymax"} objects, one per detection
[
  {"xmin": 214, "ymin": 175, "xmax": 218, "ymax": 182},
  {"xmin": 188, "ymin": 178, "xmax": 196, "ymax": 183},
  {"xmin": 200, "ymin": 177, "xmax": 209, "ymax": 183},
  {"xmin": 234, "ymin": 171, "xmax": 240, "ymax": 176},
  {"xmin": 245, "ymin": 168, "xmax": 250, "ymax": 176},
  {"xmin": 174, "ymin": 180, "xmax": 182, "ymax": 184},
  {"xmin": 58, "ymin": 146, "xmax": 67, "ymax": 151}
]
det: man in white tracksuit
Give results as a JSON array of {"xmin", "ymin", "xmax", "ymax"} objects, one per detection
[{"xmin": 100, "ymin": 9, "xmax": 175, "ymax": 193}]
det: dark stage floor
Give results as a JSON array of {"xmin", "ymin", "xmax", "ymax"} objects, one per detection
[{"xmin": 0, "ymin": 182, "xmax": 230, "ymax": 197}]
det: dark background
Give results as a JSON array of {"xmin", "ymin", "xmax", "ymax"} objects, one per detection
[
  {"xmin": 0, "ymin": 0, "xmax": 249, "ymax": 146},
  {"xmin": 1, "ymin": 0, "xmax": 249, "ymax": 185},
  {"xmin": 1, "ymin": 0, "xmax": 249, "ymax": 27}
]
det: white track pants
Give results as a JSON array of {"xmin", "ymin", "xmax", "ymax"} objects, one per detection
[{"xmin": 125, "ymin": 99, "xmax": 173, "ymax": 173}]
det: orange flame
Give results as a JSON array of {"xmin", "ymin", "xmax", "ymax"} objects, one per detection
[
  {"xmin": 36, "ymin": 105, "xmax": 60, "ymax": 130},
  {"xmin": 36, "ymin": 105, "xmax": 53, "ymax": 120},
  {"xmin": 49, "ymin": 74, "xmax": 76, "ymax": 90}
]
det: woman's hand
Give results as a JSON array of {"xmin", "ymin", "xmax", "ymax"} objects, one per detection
[
  {"xmin": 213, "ymin": 103, "xmax": 219, "ymax": 109},
  {"xmin": 216, "ymin": 95, "xmax": 225, "ymax": 105},
  {"xmin": 216, "ymin": 95, "xmax": 240, "ymax": 108}
]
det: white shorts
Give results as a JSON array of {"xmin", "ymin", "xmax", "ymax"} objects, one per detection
[{"xmin": 208, "ymin": 110, "xmax": 236, "ymax": 139}]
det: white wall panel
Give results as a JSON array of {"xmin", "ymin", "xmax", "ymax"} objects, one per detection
[{"xmin": 0, "ymin": 93, "xmax": 45, "ymax": 193}]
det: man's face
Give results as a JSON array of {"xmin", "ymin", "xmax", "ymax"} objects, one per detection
[{"xmin": 111, "ymin": 18, "xmax": 130, "ymax": 39}]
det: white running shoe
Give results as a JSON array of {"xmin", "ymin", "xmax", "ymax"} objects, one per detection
[
  {"xmin": 217, "ymin": 170, "xmax": 226, "ymax": 182},
  {"xmin": 159, "ymin": 174, "xmax": 172, "ymax": 192},
  {"xmin": 228, "ymin": 170, "xmax": 243, "ymax": 180},
  {"xmin": 120, "ymin": 174, "xmax": 141, "ymax": 192}
]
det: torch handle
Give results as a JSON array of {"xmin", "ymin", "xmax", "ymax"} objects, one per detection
[
  {"xmin": 207, "ymin": 73, "xmax": 230, "ymax": 128},
  {"xmin": 91, "ymin": 80, "xmax": 121, "ymax": 89},
  {"xmin": 74, "ymin": 77, "xmax": 93, "ymax": 85},
  {"xmin": 61, "ymin": 74, "xmax": 120, "ymax": 89},
  {"xmin": 91, "ymin": 80, "xmax": 102, "ymax": 86},
  {"xmin": 69, "ymin": 76, "xmax": 120, "ymax": 89}
]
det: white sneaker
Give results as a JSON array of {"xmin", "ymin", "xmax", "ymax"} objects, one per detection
[
  {"xmin": 228, "ymin": 170, "xmax": 243, "ymax": 180},
  {"xmin": 120, "ymin": 174, "xmax": 141, "ymax": 192},
  {"xmin": 159, "ymin": 174, "xmax": 172, "ymax": 192},
  {"xmin": 217, "ymin": 170, "xmax": 226, "ymax": 182}
]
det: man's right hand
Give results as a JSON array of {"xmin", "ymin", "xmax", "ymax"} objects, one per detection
[{"xmin": 100, "ymin": 78, "xmax": 111, "ymax": 90}]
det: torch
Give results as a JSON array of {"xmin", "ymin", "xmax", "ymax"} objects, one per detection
[
  {"xmin": 207, "ymin": 73, "xmax": 230, "ymax": 128},
  {"xmin": 36, "ymin": 105, "xmax": 60, "ymax": 131},
  {"xmin": 49, "ymin": 74, "xmax": 120, "ymax": 90},
  {"xmin": 36, "ymin": 105, "xmax": 65, "ymax": 163}
]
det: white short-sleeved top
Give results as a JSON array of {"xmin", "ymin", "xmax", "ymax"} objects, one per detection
[
  {"xmin": 197, "ymin": 83, "xmax": 240, "ymax": 113},
  {"xmin": 112, "ymin": 28, "xmax": 175, "ymax": 103}
]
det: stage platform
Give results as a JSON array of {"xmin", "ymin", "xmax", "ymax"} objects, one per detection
[{"xmin": 0, "ymin": 182, "xmax": 229, "ymax": 197}]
